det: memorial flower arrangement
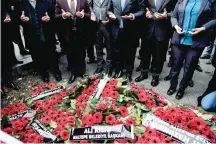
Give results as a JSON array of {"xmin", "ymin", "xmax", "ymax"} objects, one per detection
[
  {"xmin": 154, "ymin": 107, "xmax": 216, "ymax": 142},
  {"xmin": 1, "ymin": 75, "xmax": 216, "ymax": 143}
]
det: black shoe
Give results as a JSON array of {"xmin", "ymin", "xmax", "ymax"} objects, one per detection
[
  {"xmin": 137, "ymin": 55, "xmax": 141, "ymax": 60},
  {"xmin": 175, "ymin": 89, "xmax": 185, "ymax": 100},
  {"xmin": 164, "ymin": 75, "xmax": 171, "ymax": 81},
  {"xmin": 87, "ymin": 59, "xmax": 96, "ymax": 64},
  {"xmin": 94, "ymin": 67, "xmax": 103, "ymax": 74},
  {"xmin": 196, "ymin": 65, "xmax": 203, "ymax": 72},
  {"xmin": 124, "ymin": 73, "xmax": 132, "ymax": 82},
  {"xmin": 68, "ymin": 74, "xmax": 77, "ymax": 84},
  {"xmin": 188, "ymin": 80, "xmax": 194, "ymax": 87},
  {"xmin": 42, "ymin": 76, "xmax": 50, "ymax": 83},
  {"xmin": 200, "ymin": 55, "xmax": 210, "ymax": 59},
  {"xmin": 54, "ymin": 74, "xmax": 62, "ymax": 82},
  {"xmin": 113, "ymin": 70, "xmax": 123, "ymax": 79},
  {"xmin": 151, "ymin": 77, "xmax": 159, "ymax": 87},
  {"xmin": 105, "ymin": 69, "xmax": 113, "ymax": 77},
  {"xmin": 7, "ymin": 82, "xmax": 20, "ymax": 91},
  {"xmin": 197, "ymin": 96, "xmax": 203, "ymax": 106},
  {"xmin": 167, "ymin": 87, "xmax": 176, "ymax": 95},
  {"xmin": 136, "ymin": 66, "xmax": 141, "ymax": 72},
  {"xmin": 135, "ymin": 73, "xmax": 148, "ymax": 82},
  {"xmin": 20, "ymin": 50, "xmax": 30, "ymax": 55},
  {"xmin": 13, "ymin": 60, "xmax": 23, "ymax": 65},
  {"xmin": 168, "ymin": 60, "xmax": 173, "ymax": 67}
]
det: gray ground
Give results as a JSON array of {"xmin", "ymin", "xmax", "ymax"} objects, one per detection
[{"xmin": 13, "ymin": 40, "xmax": 214, "ymax": 107}]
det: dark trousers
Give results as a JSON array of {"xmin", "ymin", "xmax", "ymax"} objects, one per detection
[
  {"xmin": 95, "ymin": 23, "xmax": 112, "ymax": 70},
  {"xmin": 113, "ymin": 29, "xmax": 137, "ymax": 73},
  {"xmin": 29, "ymin": 37, "xmax": 60, "ymax": 77},
  {"xmin": 10, "ymin": 23, "xmax": 25, "ymax": 52},
  {"xmin": 66, "ymin": 31, "xmax": 86, "ymax": 76},
  {"xmin": 170, "ymin": 45, "xmax": 203, "ymax": 89},
  {"xmin": 140, "ymin": 36, "xmax": 169, "ymax": 77},
  {"xmin": 202, "ymin": 70, "xmax": 216, "ymax": 96},
  {"xmin": 2, "ymin": 36, "xmax": 14, "ymax": 84},
  {"xmin": 85, "ymin": 21, "xmax": 96, "ymax": 60}
]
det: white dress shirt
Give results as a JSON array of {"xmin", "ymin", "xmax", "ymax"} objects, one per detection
[
  {"xmin": 155, "ymin": 0, "xmax": 157, "ymax": 6},
  {"xmin": 67, "ymin": 0, "xmax": 77, "ymax": 10},
  {"xmin": 29, "ymin": 0, "xmax": 36, "ymax": 8}
]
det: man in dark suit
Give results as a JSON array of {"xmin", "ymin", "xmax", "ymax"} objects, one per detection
[
  {"xmin": 55, "ymin": 0, "xmax": 91, "ymax": 84},
  {"xmin": 20, "ymin": 0, "xmax": 62, "ymax": 82},
  {"xmin": 135, "ymin": 0, "xmax": 177, "ymax": 87},
  {"xmin": 9, "ymin": 0, "xmax": 30, "ymax": 56},
  {"xmin": 108, "ymin": 0, "xmax": 145, "ymax": 82},
  {"xmin": 2, "ymin": 0, "xmax": 20, "ymax": 92},
  {"xmin": 89, "ymin": 0, "xmax": 112, "ymax": 75}
]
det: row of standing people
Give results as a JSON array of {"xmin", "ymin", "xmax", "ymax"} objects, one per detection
[{"xmin": 2, "ymin": 0, "xmax": 216, "ymax": 100}]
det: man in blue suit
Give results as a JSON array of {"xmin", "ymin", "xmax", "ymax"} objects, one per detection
[{"xmin": 108, "ymin": 0, "xmax": 145, "ymax": 82}]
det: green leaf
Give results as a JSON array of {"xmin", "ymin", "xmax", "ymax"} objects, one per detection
[
  {"xmin": 134, "ymin": 126, "xmax": 146, "ymax": 137},
  {"xmin": 211, "ymin": 125, "xmax": 216, "ymax": 132},
  {"xmin": 76, "ymin": 118, "xmax": 82, "ymax": 127},
  {"xmin": 117, "ymin": 94, "xmax": 124, "ymax": 103},
  {"xmin": 197, "ymin": 113, "xmax": 213, "ymax": 121},
  {"xmin": 64, "ymin": 140, "xmax": 70, "ymax": 144},
  {"xmin": 1, "ymin": 115, "xmax": 9, "ymax": 128},
  {"xmin": 58, "ymin": 103, "xmax": 70, "ymax": 109},
  {"xmin": 123, "ymin": 96, "xmax": 134, "ymax": 102},
  {"xmin": 70, "ymin": 100, "xmax": 76, "ymax": 110},
  {"xmin": 49, "ymin": 121, "xmax": 57, "ymax": 128},
  {"xmin": 206, "ymin": 121, "xmax": 213, "ymax": 126}
]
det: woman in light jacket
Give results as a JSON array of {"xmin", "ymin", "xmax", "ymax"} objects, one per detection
[{"xmin": 167, "ymin": 0, "xmax": 216, "ymax": 100}]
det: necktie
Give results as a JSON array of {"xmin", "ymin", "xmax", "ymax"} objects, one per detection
[
  {"xmin": 156, "ymin": 0, "xmax": 161, "ymax": 10},
  {"xmin": 71, "ymin": 0, "xmax": 76, "ymax": 14},
  {"xmin": 121, "ymin": 0, "xmax": 125, "ymax": 10}
]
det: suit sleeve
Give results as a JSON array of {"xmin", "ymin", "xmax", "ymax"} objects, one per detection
[
  {"xmin": 48, "ymin": 0, "xmax": 55, "ymax": 20},
  {"xmin": 88, "ymin": 0, "xmax": 93, "ymax": 13},
  {"xmin": 203, "ymin": 1, "xmax": 216, "ymax": 31},
  {"xmin": 55, "ymin": 0, "xmax": 62, "ymax": 19},
  {"xmin": 171, "ymin": 0, "xmax": 181, "ymax": 27},
  {"xmin": 133, "ymin": 0, "xmax": 145, "ymax": 19},
  {"xmin": 84, "ymin": 0, "xmax": 91, "ymax": 18}
]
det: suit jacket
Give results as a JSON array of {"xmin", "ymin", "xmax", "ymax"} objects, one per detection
[
  {"xmin": 144, "ymin": 0, "xmax": 177, "ymax": 41},
  {"xmin": 55, "ymin": 0, "xmax": 91, "ymax": 41},
  {"xmin": 108, "ymin": 0, "xmax": 145, "ymax": 39},
  {"xmin": 20, "ymin": 0, "xmax": 56, "ymax": 44},
  {"xmin": 88, "ymin": 0, "xmax": 111, "ymax": 22},
  {"xmin": 171, "ymin": 0, "xmax": 216, "ymax": 49}
]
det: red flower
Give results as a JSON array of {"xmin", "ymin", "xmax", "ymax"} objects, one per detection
[
  {"xmin": 86, "ymin": 116, "xmax": 95, "ymax": 126},
  {"xmin": 67, "ymin": 116, "xmax": 75, "ymax": 123},
  {"xmin": 60, "ymin": 130, "xmax": 69, "ymax": 140},
  {"xmin": 115, "ymin": 120, "xmax": 124, "ymax": 125},
  {"xmin": 38, "ymin": 106, "xmax": 45, "ymax": 112},
  {"xmin": 118, "ymin": 106, "xmax": 128, "ymax": 117},
  {"xmin": 138, "ymin": 92, "xmax": 147, "ymax": 102},
  {"xmin": 41, "ymin": 116, "xmax": 51, "ymax": 124},
  {"xmin": 189, "ymin": 117, "xmax": 206, "ymax": 130},
  {"xmin": 93, "ymin": 112, "xmax": 103, "ymax": 124},
  {"xmin": 3, "ymin": 127, "xmax": 13, "ymax": 135},
  {"xmin": 12, "ymin": 121, "xmax": 24, "ymax": 130},
  {"xmin": 149, "ymin": 136, "xmax": 160, "ymax": 143},
  {"xmin": 86, "ymin": 87, "xmax": 94, "ymax": 95},
  {"xmin": 126, "ymin": 117, "xmax": 136, "ymax": 126},
  {"xmin": 111, "ymin": 91, "xmax": 119, "ymax": 99},
  {"xmin": 96, "ymin": 104, "xmax": 107, "ymax": 111},
  {"xmin": 105, "ymin": 114, "xmax": 116, "ymax": 125}
]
